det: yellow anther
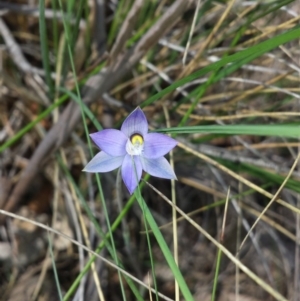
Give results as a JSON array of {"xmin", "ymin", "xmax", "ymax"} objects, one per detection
[{"xmin": 131, "ymin": 134, "xmax": 143, "ymax": 145}]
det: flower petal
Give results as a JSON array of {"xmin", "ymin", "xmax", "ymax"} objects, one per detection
[
  {"xmin": 83, "ymin": 152, "xmax": 124, "ymax": 173},
  {"xmin": 90, "ymin": 129, "xmax": 127, "ymax": 156},
  {"xmin": 143, "ymin": 133, "xmax": 177, "ymax": 159},
  {"xmin": 121, "ymin": 107, "xmax": 148, "ymax": 137},
  {"xmin": 122, "ymin": 154, "xmax": 142, "ymax": 194},
  {"xmin": 141, "ymin": 157, "xmax": 177, "ymax": 180}
]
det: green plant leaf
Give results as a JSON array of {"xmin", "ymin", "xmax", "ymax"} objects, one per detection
[{"xmin": 155, "ymin": 124, "xmax": 300, "ymax": 138}]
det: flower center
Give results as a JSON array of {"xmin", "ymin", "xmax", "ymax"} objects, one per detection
[
  {"xmin": 131, "ymin": 134, "xmax": 143, "ymax": 145},
  {"xmin": 126, "ymin": 133, "xmax": 144, "ymax": 156}
]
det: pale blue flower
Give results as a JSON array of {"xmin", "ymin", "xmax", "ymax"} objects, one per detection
[{"xmin": 83, "ymin": 107, "xmax": 177, "ymax": 194}]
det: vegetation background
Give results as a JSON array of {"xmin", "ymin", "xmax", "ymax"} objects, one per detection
[{"xmin": 0, "ymin": 0, "xmax": 300, "ymax": 300}]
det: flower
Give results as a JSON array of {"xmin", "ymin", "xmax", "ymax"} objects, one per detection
[{"xmin": 83, "ymin": 107, "xmax": 177, "ymax": 194}]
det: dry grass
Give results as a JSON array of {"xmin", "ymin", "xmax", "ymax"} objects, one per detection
[{"xmin": 0, "ymin": 0, "xmax": 300, "ymax": 300}]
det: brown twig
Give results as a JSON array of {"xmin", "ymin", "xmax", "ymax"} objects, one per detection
[
  {"xmin": 93, "ymin": 0, "xmax": 106, "ymax": 55},
  {"xmin": 109, "ymin": 0, "xmax": 144, "ymax": 62},
  {"xmin": 0, "ymin": 17, "xmax": 32, "ymax": 73}
]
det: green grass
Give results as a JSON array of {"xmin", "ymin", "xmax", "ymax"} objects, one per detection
[{"xmin": 1, "ymin": 0, "xmax": 300, "ymax": 300}]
